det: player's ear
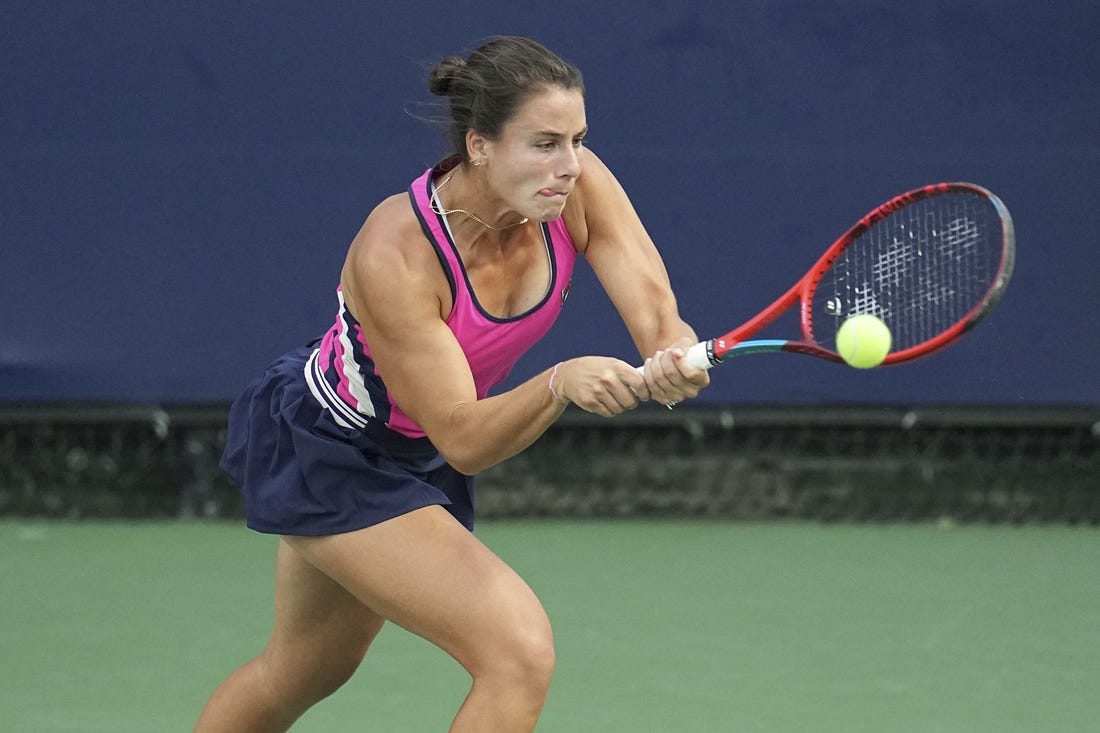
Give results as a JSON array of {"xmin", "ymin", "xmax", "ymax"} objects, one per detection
[{"xmin": 465, "ymin": 129, "xmax": 488, "ymax": 165}]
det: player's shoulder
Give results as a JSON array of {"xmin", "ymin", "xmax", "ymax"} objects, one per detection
[
  {"xmin": 577, "ymin": 146, "xmax": 613, "ymax": 185},
  {"xmin": 563, "ymin": 146, "xmax": 628, "ymax": 250},
  {"xmin": 572, "ymin": 146, "xmax": 625, "ymax": 207},
  {"xmin": 356, "ymin": 191, "xmax": 420, "ymax": 248},
  {"xmin": 352, "ymin": 193, "xmax": 429, "ymax": 265},
  {"xmin": 366, "ymin": 192, "xmax": 420, "ymax": 237}
]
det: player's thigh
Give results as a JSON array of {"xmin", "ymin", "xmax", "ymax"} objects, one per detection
[
  {"xmin": 266, "ymin": 538, "xmax": 385, "ymax": 673},
  {"xmin": 283, "ymin": 506, "xmax": 552, "ymax": 672}
]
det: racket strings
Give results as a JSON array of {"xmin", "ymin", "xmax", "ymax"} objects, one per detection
[{"xmin": 814, "ymin": 192, "xmax": 1000, "ymax": 351}]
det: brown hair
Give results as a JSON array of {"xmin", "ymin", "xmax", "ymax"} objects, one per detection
[{"xmin": 428, "ymin": 36, "xmax": 584, "ymax": 160}]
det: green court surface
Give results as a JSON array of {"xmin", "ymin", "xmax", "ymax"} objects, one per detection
[{"xmin": 2, "ymin": 520, "xmax": 1098, "ymax": 732}]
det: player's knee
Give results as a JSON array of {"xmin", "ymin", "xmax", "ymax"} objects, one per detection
[
  {"xmin": 484, "ymin": 616, "xmax": 556, "ymax": 696},
  {"xmin": 518, "ymin": 623, "xmax": 556, "ymax": 688}
]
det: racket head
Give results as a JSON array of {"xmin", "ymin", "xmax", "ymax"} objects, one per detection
[{"xmin": 801, "ymin": 182, "xmax": 1015, "ymax": 365}]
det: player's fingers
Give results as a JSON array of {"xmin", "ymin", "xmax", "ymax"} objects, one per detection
[
  {"xmin": 648, "ymin": 348, "xmax": 705, "ymax": 403},
  {"xmin": 580, "ymin": 387, "xmax": 636, "ymax": 417},
  {"xmin": 668, "ymin": 348, "xmax": 710, "ymax": 392},
  {"xmin": 573, "ymin": 362, "xmax": 645, "ymax": 416},
  {"xmin": 600, "ymin": 370, "xmax": 645, "ymax": 414},
  {"xmin": 645, "ymin": 349, "xmax": 681, "ymax": 400},
  {"xmin": 625, "ymin": 367, "xmax": 650, "ymax": 403}
]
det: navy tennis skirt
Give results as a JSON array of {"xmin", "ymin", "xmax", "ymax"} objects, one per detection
[{"xmin": 220, "ymin": 344, "xmax": 475, "ymax": 536}]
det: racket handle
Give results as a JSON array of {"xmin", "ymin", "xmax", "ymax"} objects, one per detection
[
  {"xmin": 684, "ymin": 341, "xmax": 715, "ymax": 370},
  {"xmin": 635, "ymin": 340, "xmax": 716, "ymax": 373}
]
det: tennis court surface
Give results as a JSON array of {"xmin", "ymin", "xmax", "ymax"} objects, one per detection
[{"xmin": 3, "ymin": 519, "xmax": 1097, "ymax": 732}]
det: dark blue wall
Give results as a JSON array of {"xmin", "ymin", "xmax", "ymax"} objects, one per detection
[{"xmin": 3, "ymin": 1, "xmax": 1097, "ymax": 405}]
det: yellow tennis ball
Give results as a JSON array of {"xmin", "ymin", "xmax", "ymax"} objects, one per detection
[{"xmin": 836, "ymin": 314, "xmax": 892, "ymax": 368}]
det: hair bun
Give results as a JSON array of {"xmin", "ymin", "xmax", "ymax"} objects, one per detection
[{"xmin": 428, "ymin": 56, "xmax": 466, "ymax": 96}]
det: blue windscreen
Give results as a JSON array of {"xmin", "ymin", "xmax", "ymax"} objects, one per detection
[{"xmin": 2, "ymin": 3, "xmax": 1096, "ymax": 405}]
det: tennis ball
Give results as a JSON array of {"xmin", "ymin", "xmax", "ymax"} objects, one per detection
[{"xmin": 836, "ymin": 314, "xmax": 892, "ymax": 369}]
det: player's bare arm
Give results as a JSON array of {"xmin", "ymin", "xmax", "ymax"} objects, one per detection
[{"xmin": 566, "ymin": 149, "xmax": 709, "ymax": 404}]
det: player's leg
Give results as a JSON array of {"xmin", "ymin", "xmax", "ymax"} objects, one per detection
[
  {"xmin": 193, "ymin": 539, "xmax": 385, "ymax": 733},
  {"xmin": 285, "ymin": 505, "xmax": 555, "ymax": 733}
]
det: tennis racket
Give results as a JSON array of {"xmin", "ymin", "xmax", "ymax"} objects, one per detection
[{"xmin": 671, "ymin": 182, "xmax": 1015, "ymax": 370}]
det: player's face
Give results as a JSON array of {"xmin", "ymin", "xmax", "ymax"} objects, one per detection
[{"xmin": 481, "ymin": 86, "xmax": 587, "ymax": 222}]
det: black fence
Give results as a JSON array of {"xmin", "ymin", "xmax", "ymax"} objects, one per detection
[{"xmin": 3, "ymin": 404, "xmax": 1097, "ymax": 525}]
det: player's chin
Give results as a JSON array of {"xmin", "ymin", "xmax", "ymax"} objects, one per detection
[
  {"xmin": 535, "ymin": 210, "xmax": 565, "ymax": 224},
  {"xmin": 532, "ymin": 196, "xmax": 569, "ymax": 221}
]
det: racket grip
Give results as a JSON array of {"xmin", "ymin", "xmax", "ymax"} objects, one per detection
[
  {"xmin": 634, "ymin": 341, "xmax": 715, "ymax": 373},
  {"xmin": 684, "ymin": 341, "xmax": 715, "ymax": 370}
]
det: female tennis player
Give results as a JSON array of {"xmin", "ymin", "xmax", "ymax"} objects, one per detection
[{"xmin": 194, "ymin": 36, "xmax": 708, "ymax": 732}]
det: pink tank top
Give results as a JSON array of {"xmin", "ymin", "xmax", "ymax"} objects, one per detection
[{"xmin": 305, "ymin": 163, "xmax": 577, "ymax": 438}]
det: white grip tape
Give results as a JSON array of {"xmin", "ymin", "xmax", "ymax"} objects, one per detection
[
  {"xmin": 684, "ymin": 341, "xmax": 714, "ymax": 370},
  {"xmin": 635, "ymin": 341, "xmax": 714, "ymax": 373}
]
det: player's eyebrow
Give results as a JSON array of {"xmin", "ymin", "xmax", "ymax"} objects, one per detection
[{"xmin": 532, "ymin": 126, "xmax": 588, "ymax": 139}]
